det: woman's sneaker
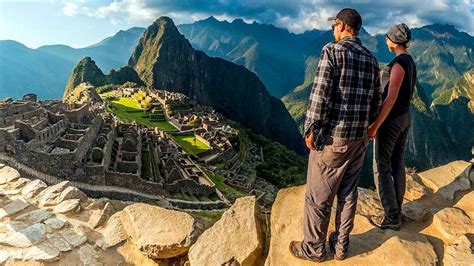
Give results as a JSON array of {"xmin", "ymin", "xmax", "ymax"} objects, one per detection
[{"xmin": 370, "ymin": 215, "xmax": 401, "ymax": 230}]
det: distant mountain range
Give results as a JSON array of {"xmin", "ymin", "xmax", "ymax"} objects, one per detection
[
  {"xmin": 0, "ymin": 27, "xmax": 145, "ymax": 99},
  {"xmin": 2, "ymin": 16, "xmax": 473, "ymax": 170}
]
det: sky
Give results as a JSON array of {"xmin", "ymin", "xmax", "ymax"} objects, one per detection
[{"xmin": 1, "ymin": 0, "xmax": 473, "ymax": 49}]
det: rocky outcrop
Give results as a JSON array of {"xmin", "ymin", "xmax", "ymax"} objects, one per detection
[
  {"xmin": 417, "ymin": 160, "xmax": 472, "ymax": 201},
  {"xmin": 64, "ymin": 56, "xmax": 143, "ymax": 100},
  {"xmin": 120, "ymin": 203, "xmax": 198, "ymax": 259},
  {"xmin": 188, "ymin": 196, "xmax": 264, "ymax": 266},
  {"xmin": 1, "ymin": 161, "xmax": 472, "ymax": 265},
  {"xmin": 266, "ymin": 160, "xmax": 473, "ymax": 265}
]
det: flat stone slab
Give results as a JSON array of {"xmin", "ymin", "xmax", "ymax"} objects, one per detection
[
  {"xmin": 47, "ymin": 232, "xmax": 72, "ymax": 252},
  {"xmin": 21, "ymin": 179, "xmax": 48, "ymax": 199},
  {"xmin": 418, "ymin": 161, "xmax": 472, "ymax": 201},
  {"xmin": 54, "ymin": 199, "xmax": 80, "ymax": 214},
  {"xmin": 21, "ymin": 179, "xmax": 47, "ymax": 199},
  {"xmin": 0, "ymin": 197, "xmax": 30, "ymax": 218},
  {"xmin": 36, "ymin": 181, "xmax": 71, "ymax": 206},
  {"xmin": 430, "ymin": 207, "xmax": 473, "ymax": 243},
  {"xmin": 79, "ymin": 243, "xmax": 102, "ymax": 266},
  {"xmin": 2, "ymin": 223, "xmax": 47, "ymax": 248},
  {"xmin": 0, "ymin": 166, "xmax": 20, "ymax": 185},
  {"xmin": 56, "ymin": 186, "xmax": 87, "ymax": 204},
  {"xmin": 22, "ymin": 242, "xmax": 60, "ymax": 262},
  {"xmin": 59, "ymin": 227, "xmax": 87, "ymax": 248},
  {"xmin": 14, "ymin": 209, "xmax": 53, "ymax": 224},
  {"xmin": 44, "ymin": 217, "xmax": 67, "ymax": 230},
  {"xmin": 443, "ymin": 234, "xmax": 474, "ymax": 265}
]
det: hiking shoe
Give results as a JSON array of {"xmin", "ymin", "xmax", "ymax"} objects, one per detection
[
  {"xmin": 370, "ymin": 215, "xmax": 401, "ymax": 230},
  {"xmin": 289, "ymin": 241, "xmax": 326, "ymax": 263},
  {"xmin": 328, "ymin": 232, "xmax": 347, "ymax": 260}
]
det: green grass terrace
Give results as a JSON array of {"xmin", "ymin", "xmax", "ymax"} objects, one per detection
[
  {"xmin": 169, "ymin": 133, "xmax": 211, "ymax": 156},
  {"xmin": 105, "ymin": 96, "xmax": 177, "ymax": 131}
]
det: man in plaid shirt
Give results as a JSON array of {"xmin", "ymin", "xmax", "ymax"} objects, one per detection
[{"xmin": 290, "ymin": 8, "xmax": 382, "ymax": 262}]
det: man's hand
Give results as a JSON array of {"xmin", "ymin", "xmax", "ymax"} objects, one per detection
[
  {"xmin": 305, "ymin": 131, "xmax": 316, "ymax": 150},
  {"xmin": 368, "ymin": 123, "xmax": 378, "ymax": 140}
]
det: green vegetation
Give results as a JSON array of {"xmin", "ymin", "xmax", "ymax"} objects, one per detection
[
  {"xmin": 169, "ymin": 133, "xmax": 210, "ymax": 155},
  {"xmin": 106, "ymin": 97, "xmax": 177, "ymax": 131},
  {"xmin": 96, "ymin": 84, "xmax": 114, "ymax": 94},
  {"xmin": 203, "ymin": 170, "xmax": 246, "ymax": 198},
  {"xmin": 242, "ymin": 129, "xmax": 307, "ymax": 188}
]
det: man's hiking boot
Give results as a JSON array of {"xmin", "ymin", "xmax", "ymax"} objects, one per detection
[
  {"xmin": 370, "ymin": 215, "xmax": 401, "ymax": 230},
  {"xmin": 328, "ymin": 232, "xmax": 348, "ymax": 260},
  {"xmin": 289, "ymin": 241, "xmax": 326, "ymax": 263}
]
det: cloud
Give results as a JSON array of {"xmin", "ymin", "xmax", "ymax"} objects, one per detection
[{"xmin": 61, "ymin": 0, "xmax": 474, "ymax": 34}]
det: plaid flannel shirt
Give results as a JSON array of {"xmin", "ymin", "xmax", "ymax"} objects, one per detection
[{"xmin": 304, "ymin": 36, "xmax": 382, "ymax": 139}]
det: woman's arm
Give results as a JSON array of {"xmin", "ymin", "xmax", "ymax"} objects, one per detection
[{"xmin": 368, "ymin": 63, "xmax": 405, "ymax": 138}]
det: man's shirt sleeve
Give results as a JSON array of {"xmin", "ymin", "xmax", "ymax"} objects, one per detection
[{"xmin": 303, "ymin": 46, "xmax": 334, "ymax": 137}]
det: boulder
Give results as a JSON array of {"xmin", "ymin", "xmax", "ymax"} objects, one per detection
[
  {"xmin": 95, "ymin": 212, "xmax": 127, "ymax": 249},
  {"xmin": 454, "ymin": 191, "xmax": 474, "ymax": 218},
  {"xmin": 53, "ymin": 199, "xmax": 80, "ymax": 214},
  {"xmin": 401, "ymin": 201, "xmax": 428, "ymax": 222},
  {"xmin": 356, "ymin": 188, "xmax": 383, "ymax": 217},
  {"xmin": 56, "ymin": 186, "xmax": 87, "ymax": 203},
  {"xmin": 21, "ymin": 179, "xmax": 47, "ymax": 199},
  {"xmin": 443, "ymin": 234, "xmax": 474, "ymax": 265},
  {"xmin": 428, "ymin": 207, "xmax": 473, "ymax": 243},
  {"xmin": 120, "ymin": 203, "xmax": 197, "ymax": 259},
  {"xmin": 88, "ymin": 202, "xmax": 114, "ymax": 228},
  {"xmin": 404, "ymin": 174, "xmax": 430, "ymax": 201},
  {"xmin": 417, "ymin": 161, "xmax": 471, "ymax": 201},
  {"xmin": 0, "ymin": 197, "xmax": 30, "ymax": 218},
  {"xmin": 188, "ymin": 196, "xmax": 264, "ymax": 266},
  {"xmin": 0, "ymin": 166, "xmax": 20, "ymax": 184},
  {"xmin": 9, "ymin": 178, "xmax": 30, "ymax": 190},
  {"xmin": 35, "ymin": 181, "xmax": 71, "ymax": 206}
]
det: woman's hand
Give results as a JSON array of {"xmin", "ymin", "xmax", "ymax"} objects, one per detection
[
  {"xmin": 368, "ymin": 123, "xmax": 378, "ymax": 140},
  {"xmin": 305, "ymin": 131, "xmax": 316, "ymax": 150}
]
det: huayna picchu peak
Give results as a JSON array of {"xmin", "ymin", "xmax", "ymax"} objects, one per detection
[{"xmin": 129, "ymin": 16, "xmax": 305, "ymax": 153}]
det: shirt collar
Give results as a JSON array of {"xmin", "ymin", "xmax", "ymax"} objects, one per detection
[{"xmin": 339, "ymin": 36, "xmax": 362, "ymax": 44}]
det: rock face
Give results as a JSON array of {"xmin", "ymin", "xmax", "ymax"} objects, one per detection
[
  {"xmin": 120, "ymin": 203, "xmax": 198, "ymax": 259},
  {"xmin": 417, "ymin": 160, "xmax": 471, "ymax": 201},
  {"xmin": 128, "ymin": 16, "xmax": 304, "ymax": 154},
  {"xmin": 64, "ymin": 57, "xmax": 143, "ymax": 100},
  {"xmin": 1, "ymin": 161, "xmax": 472, "ymax": 265},
  {"xmin": 266, "ymin": 160, "xmax": 473, "ymax": 265},
  {"xmin": 188, "ymin": 196, "xmax": 264, "ymax": 266}
]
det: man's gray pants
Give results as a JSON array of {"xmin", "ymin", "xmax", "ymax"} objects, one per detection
[
  {"xmin": 373, "ymin": 112, "xmax": 411, "ymax": 220},
  {"xmin": 302, "ymin": 136, "xmax": 369, "ymax": 259}
]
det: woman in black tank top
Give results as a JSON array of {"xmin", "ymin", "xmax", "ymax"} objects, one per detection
[{"xmin": 368, "ymin": 23, "xmax": 417, "ymax": 230}]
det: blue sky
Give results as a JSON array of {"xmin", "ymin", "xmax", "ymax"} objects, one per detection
[{"xmin": 1, "ymin": 0, "xmax": 473, "ymax": 49}]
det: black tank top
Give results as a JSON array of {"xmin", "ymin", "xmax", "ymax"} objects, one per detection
[{"xmin": 380, "ymin": 54, "xmax": 417, "ymax": 119}]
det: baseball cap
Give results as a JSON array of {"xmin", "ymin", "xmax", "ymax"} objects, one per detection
[{"xmin": 328, "ymin": 8, "xmax": 362, "ymax": 30}]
